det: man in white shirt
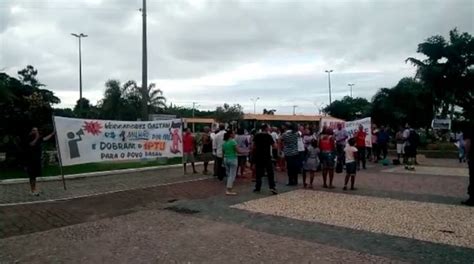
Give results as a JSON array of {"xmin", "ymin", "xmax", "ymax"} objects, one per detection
[{"xmin": 213, "ymin": 124, "xmax": 226, "ymax": 180}]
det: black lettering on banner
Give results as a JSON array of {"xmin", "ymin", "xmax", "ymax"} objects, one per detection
[
  {"xmin": 99, "ymin": 142, "xmax": 136, "ymax": 150},
  {"xmin": 100, "ymin": 153, "xmax": 119, "ymax": 160},
  {"xmin": 120, "ymin": 153, "xmax": 125, "ymax": 158},
  {"xmin": 127, "ymin": 152, "xmax": 143, "ymax": 158}
]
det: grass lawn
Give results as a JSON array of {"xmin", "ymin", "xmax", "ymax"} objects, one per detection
[{"xmin": 0, "ymin": 157, "xmax": 183, "ymax": 180}]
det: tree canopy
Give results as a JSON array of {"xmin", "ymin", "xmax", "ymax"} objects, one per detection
[
  {"xmin": 323, "ymin": 96, "xmax": 371, "ymax": 121},
  {"xmin": 263, "ymin": 109, "xmax": 276, "ymax": 115},
  {"xmin": 371, "ymin": 78, "xmax": 432, "ymax": 128},
  {"xmin": 0, "ymin": 66, "xmax": 60, "ymax": 165},
  {"xmin": 406, "ymin": 28, "xmax": 474, "ymax": 121},
  {"xmin": 214, "ymin": 103, "xmax": 244, "ymax": 123}
]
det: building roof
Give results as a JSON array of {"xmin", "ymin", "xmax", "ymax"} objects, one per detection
[
  {"xmin": 243, "ymin": 114, "xmax": 343, "ymax": 122},
  {"xmin": 183, "ymin": 117, "xmax": 215, "ymax": 124}
]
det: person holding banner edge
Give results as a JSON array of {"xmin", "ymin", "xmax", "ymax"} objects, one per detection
[
  {"xmin": 355, "ymin": 125, "xmax": 367, "ymax": 170},
  {"xmin": 25, "ymin": 127, "xmax": 55, "ymax": 196}
]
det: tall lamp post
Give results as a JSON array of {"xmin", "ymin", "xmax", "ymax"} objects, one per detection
[
  {"xmin": 292, "ymin": 105, "xmax": 298, "ymax": 115},
  {"xmin": 251, "ymin": 97, "xmax": 260, "ymax": 114},
  {"xmin": 71, "ymin": 33, "xmax": 87, "ymax": 103},
  {"xmin": 348, "ymin": 83, "xmax": 355, "ymax": 98},
  {"xmin": 325, "ymin": 70, "xmax": 333, "ymax": 104},
  {"xmin": 140, "ymin": 0, "xmax": 148, "ymax": 121}
]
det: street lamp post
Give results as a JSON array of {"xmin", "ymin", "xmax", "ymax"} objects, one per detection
[
  {"xmin": 292, "ymin": 105, "xmax": 298, "ymax": 115},
  {"xmin": 71, "ymin": 33, "xmax": 87, "ymax": 103},
  {"xmin": 325, "ymin": 70, "xmax": 333, "ymax": 104},
  {"xmin": 251, "ymin": 97, "xmax": 260, "ymax": 114},
  {"xmin": 348, "ymin": 83, "xmax": 355, "ymax": 98}
]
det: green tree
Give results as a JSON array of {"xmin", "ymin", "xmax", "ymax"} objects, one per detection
[
  {"xmin": 18, "ymin": 65, "xmax": 44, "ymax": 88},
  {"xmin": 371, "ymin": 78, "xmax": 432, "ymax": 128},
  {"xmin": 323, "ymin": 96, "xmax": 371, "ymax": 121},
  {"xmin": 99, "ymin": 79, "xmax": 126, "ymax": 120},
  {"xmin": 53, "ymin": 108, "xmax": 75, "ymax": 118},
  {"xmin": 0, "ymin": 67, "xmax": 59, "ymax": 167},
  {"xmin": 406, "ymin": 28, "xmax": 474, "ymax": 121},
  {"xmin": 73, "ymin": 98, "xmax": 99, "ymax": 118},
  {"xmin": 214, "ymin": 103, "xmax": 244, "ymax": 124},
  {"xmin": 164, "ymin": 104, "xmax": 215, "ymax": 118},
  {"xmin": 263, "ymin": 108, "xmax": 276, "ymax": 115},
  {"xmin": 123, "ymin": 81, "xmax": 167, "ymax": 116}
]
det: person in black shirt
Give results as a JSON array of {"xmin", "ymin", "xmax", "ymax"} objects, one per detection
[
  {"xmin": 200, "ymin": 126, "xmax": 213, "ymax": 175},
  {"xmin": 252, "ymin": 124, "xmax": 278, "ymax": 195},
  {"xmin": 26, "ymin": 127, "xmax": 55, "ymax": 196},
  {"xmin": 461, "ymin": 125, "xmax": 473, "ymax": 206}
]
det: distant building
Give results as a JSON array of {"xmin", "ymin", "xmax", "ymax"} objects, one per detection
[{"xmin": 184, "ymin": 114, "xmax": 343, "ymax": 132}]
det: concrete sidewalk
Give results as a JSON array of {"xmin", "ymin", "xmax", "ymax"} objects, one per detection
[{"xmin": 0, "ymin": 164, "xmax": 212, "ymax": 205}]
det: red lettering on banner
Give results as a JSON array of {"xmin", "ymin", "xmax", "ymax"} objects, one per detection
[{"xmin": 143, "ymin": 141, "xmax": 166, "ymax": 151}]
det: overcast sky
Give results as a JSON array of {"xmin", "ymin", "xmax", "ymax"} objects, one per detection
[{"xmin": 1, "ymin": 0, "xmax": 473, "ymax": 115}]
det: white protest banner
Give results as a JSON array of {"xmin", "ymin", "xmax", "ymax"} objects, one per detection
[
  {"xmin": 320, "ymin": 117, "xmax": 372, "ymax": 147},
  {"xmin": 53, "ymin": 116, "xmax": 183, "ymax": 166},
  {"xmin": 344, "ymin": 117, "xmax": 372, "ymax": 147}
]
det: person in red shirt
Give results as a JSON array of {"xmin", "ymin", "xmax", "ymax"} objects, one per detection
[
  {"xmin": 183, "ymin": 128, "xmax": 197, "ymax": 174},
  {"xmin": 354, "ymin": 125, "xmax": 367, "ymax": 170}
]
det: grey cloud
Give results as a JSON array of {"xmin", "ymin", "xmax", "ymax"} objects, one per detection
[{"xmin": 1, "ymin": 0, "xmax": 472, "ymax": 112}]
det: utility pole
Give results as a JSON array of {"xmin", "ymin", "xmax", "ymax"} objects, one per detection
[
  {"xmin": 292, "ymin": 105, "xmax": 298, "ymax": 115},
  {"xmin": 348, "ymin": 83, "xmax": 355, "ymax": 98},
  {"xmin": 141, "ymin": 0, "xmax": 148, "ymax": 121},
  {"xmin": 71, "ymin": 33, "xmax": 87, "ymax": 109},
  {"xmin": 325, "ymin": 70, "xmax": 333, "ymax": 104},
  {"xmin": 192, "ymin": 102, "xmax": 199, "ymax": 132}
]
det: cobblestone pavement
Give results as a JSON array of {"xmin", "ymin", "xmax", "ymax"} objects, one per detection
[
  {"xmin": 1, "ymin": 157, "xmax": 473, "ymax": 263},
  {"xmin": 0, "ymin": 210, "xmax": 405, "ymax": 264}
]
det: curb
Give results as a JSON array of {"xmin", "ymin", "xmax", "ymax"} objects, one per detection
[{"xmin": 0, "ymin": 161, "xmax": 212, "ymax": 185}]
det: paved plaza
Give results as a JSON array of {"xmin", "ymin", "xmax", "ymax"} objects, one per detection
[{"xmin": 1, "ymin": 158, "xmax": 473, "ymax": 263}]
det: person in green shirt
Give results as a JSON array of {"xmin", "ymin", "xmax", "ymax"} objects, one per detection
[{"xmin": 222, "ymin": 130, "xmax": 241, "ymax": 195}]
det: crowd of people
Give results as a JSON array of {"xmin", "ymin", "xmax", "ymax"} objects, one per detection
[
  {"xmin": 184, "ymin": 121, "xmax": 427, "ymax": 196},
  {"xmin": 21, "ymin": 121, "xmax": 472, "ymax": 207}
]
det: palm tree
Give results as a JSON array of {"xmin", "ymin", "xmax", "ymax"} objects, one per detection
[{"xmin": 145, "ymin": 83, "xmax": 166, "ymax": 113}]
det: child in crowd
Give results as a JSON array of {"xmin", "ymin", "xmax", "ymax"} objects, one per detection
[
  {"xmin": 343, "ymin": 138, "xmax": 358, "ymax": 191},
  {"xmin": 303, "ymin": 139, "xmax": 320, "ymax": 188}
]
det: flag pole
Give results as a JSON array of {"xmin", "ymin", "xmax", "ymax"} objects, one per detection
[{"xmin": 52, "ymin": 116, "xmax": 67, "ymax": 190}]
